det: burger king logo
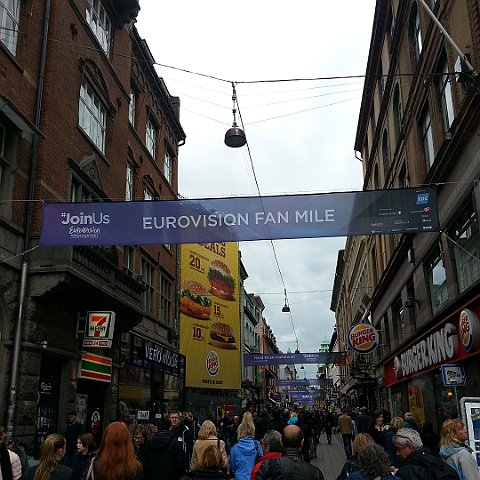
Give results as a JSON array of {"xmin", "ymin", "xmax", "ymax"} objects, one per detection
[
  {"xmin": 459, "ymin": 309, "xmax": 480, "ymax": 352},
  {"xmin": 206, "ymin": 351, "xmax": 219, "ymax": 376},
  {"xmin": 348, "ymin": 323, "xmax": 379, "ymax": 354}
]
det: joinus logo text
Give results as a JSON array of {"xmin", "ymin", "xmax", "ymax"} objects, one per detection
[{"xmin": 61, "ymin": 212, "xmax": 110, "ymax": 225}]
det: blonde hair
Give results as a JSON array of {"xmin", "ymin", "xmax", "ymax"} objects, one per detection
[
  {"xmin": 440, "ymin": 418, "xmax": 465, "ymax": 446},
  {"xmin": 198, "ymin": 444, "xmax": 223, "ymax": 470},
  {"xmin": 198, "ymin": 420, "xmax": 218, "ymax": 440},
  {"xmin": 352, "ymin": 432, "xmax": 375, "ymax": 455},
  {"xmin": 237, "ymin": 411, "xmax": 255, "ymax": 439},
  {"xmin": 389, "ymin": 416, "xmax": 404, "ymax": 430},
  {"xmin": 34, "ymin": 434, "xmax": 66, "ymax": 480}
]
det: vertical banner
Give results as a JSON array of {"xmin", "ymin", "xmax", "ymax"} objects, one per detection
[{"xmin": 180, "ymin": 242, "xmax": 241, "ymax": 389}]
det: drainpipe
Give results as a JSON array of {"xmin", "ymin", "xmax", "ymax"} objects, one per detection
[{"xmin": 6, "ymin": 0, "xmax": 51, "ymax": 441}]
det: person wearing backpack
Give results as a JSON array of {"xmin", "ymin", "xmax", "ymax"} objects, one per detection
[
  {"xmin": 392, "ymin": 428, "xmax": 460, "ymax": 480},
  {"xmin": 439, "ymin": 418, "xmax": 480, "ymax": 480}
]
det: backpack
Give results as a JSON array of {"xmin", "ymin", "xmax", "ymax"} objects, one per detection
[{"xmin": 411, "ymin": 454, "xmax": 460, "ymax": 480}]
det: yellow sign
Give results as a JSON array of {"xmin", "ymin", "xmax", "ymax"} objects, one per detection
[{"xmin": 180, "ymin": 242, "xmax": 241, "ymax": 389}]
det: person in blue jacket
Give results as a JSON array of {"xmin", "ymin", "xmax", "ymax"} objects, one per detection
[{"xmin": 229, "ymin": 412, "xmax": 263, "ymax": 480}]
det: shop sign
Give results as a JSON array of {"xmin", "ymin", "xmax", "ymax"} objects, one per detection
[
  {"xmin": 83, "ymin": 311, "xmax": 115, "ymax": 348},
  {"xmin": 459, "ymin": 309, "xmax": 480, "ymax": 352},
  {"xmin": 78, "ymin": 353, "xmax": 112, "ymax": 383},
  {"xmin": 144, "ymin": 344, "xmax": 179, "ymax": 369},
  {"xmin": 441, "ymin": 364, "xmax": 466, "ymax": 386},
  {"xmin": 347, "ymin": 323, "xmax": 379, "ymax": 354},
  {"xmin": 393, "ymin": 323, "xmax": 458, "ymax": 380},
  {"xmin": 137, "ymin": 410, "xmax": 150, "ymax": 420}
]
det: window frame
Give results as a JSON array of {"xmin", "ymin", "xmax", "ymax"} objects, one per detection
[
  {"xmin": 85, "ymin": 0, "xmax": 111, "ymax": 55},
  {"xmin": 424, "ymin": 244, "xmax": 448, "ymax": 314},
  {"xmin": 436, "ymin": 57, "xmax": 455, "ymax": 133},
  {"xmin": 146, "ymin": 118, "xmax": 157, "ymax": 159},
  {"xmin": 160, "ymin": 272, "xmax": 174, "ymax": 328},
  {"xmin": 411, "ymin": 7, "xmax": 423, "ymax": 62},
  {"xmin": 419, "ymin": 105, "xmax": 434, "ymax": 168},
  {"xmin": 141, "ymin": 256, "xmax": 156, "ymax": 315},
  {"xmin": 164, "ymin": 148, "xmax": 173, "ymax": 184},
  {"xmin": 128, "ymin": 89, "xmax": 136, "ymax": 127},
  {"xmin": 126, "ymin": 163, "xmax": 134, "ymax": 201},
  {"xmin": 79, "ymin": 79, "xmax": 107, "ymax": 154},
  {"xmin": 0, "ymin": 0, "xmax": 19, "ymax": 54}
]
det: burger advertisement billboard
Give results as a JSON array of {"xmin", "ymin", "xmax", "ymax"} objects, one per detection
[{"xmin": 180, "ymin": 242, "xmax": 241, "ymax": 389}]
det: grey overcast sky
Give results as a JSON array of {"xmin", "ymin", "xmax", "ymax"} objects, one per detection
[{"xmin": 135, "ymin": 1, "xmax": 377, "ymax": 376}]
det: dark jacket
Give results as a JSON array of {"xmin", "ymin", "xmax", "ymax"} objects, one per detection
[
  {"xmin": 171, "ymin": 424, "xmax": 194, "ymax": 463},
  {"xmin": 266, "ymin": 418, "xmax": 288, "ymax": 435},
  {"xmin": 24, "ymin": 464, "xmax": 73, "ymax": 480},
  {"xmin": 336, "ymin": 455, "xmax": 361, "ymax": 480},
  {"xmin": 382, "ymin": 427, "xmax": 400, "ymax": 467},
  {"xmin": 255, "ymin": 448, "xmax": 324, "ymax": 480},
  {"xmin": 65, "ymin": 452, "xmax": 96, "ymax": 480},
  {"xmin": 349, "ymin": 473, "xmax": 401, "ymax": 480},
  {"xmin": 396, "ymin": 448, "xmax": 460, "ymax": 480},
  {"xmin": 144, "ymin": 430, "xmax": 188, "ymax": 480},
  {"xmin": 181, "ymin": 469, "xmax": 228, "ymax": 480},
  {"xmin": 65, "ymin": 421, "xmax": 86, "ymax": 458},
  {"xmin": 355, "ymin": 414, "xmax": 372, "ymax": 434}
]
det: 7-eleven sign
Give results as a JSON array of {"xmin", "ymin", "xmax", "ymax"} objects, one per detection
[{"xmin": 83, "ymin": 311, "xmax": 116, "ymax": 348}]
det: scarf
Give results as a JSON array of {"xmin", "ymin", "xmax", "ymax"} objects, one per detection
[{"xmin": 0, "ymin": 445, "xmax": 13, "ymax": 480}]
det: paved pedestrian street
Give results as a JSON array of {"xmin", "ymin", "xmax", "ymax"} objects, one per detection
[{"xmin": 310, "ymin": 433, "xmax": 347, "ymax": 480}]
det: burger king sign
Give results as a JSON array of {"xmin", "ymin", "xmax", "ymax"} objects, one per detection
[{"xmin": 348, "ymin": 323, "xmax": 379, "ymax": 354}]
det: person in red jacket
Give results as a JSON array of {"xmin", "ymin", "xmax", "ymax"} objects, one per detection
[{"xmin": 251, "ymin": 430, "xmax": 282, "ymax": 480}]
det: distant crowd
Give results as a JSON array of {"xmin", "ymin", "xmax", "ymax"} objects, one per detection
[{"xmin": 0, "ymin": 406, "xmax": 478, "ymax": 480}]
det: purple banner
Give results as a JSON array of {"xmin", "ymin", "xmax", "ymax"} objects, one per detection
[
  {"xmin": 39, "ymin": 187, "xmax": 439, "ymax": 246},
  {"xmin": 289, "ymin": 392, "xmax": 317, "ymax": 402},
  {"xmin": 276, "ymin": 378, "xmax": 332, "ymax": 386},
  {"xmin": 244, "ymin": 352, "xmax": 347, "ymax": 366}
]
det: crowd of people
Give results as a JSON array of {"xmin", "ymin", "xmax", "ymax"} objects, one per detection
[{"xmin": 0, "ymin": 406, "xmax": 479, "ymax": 480}]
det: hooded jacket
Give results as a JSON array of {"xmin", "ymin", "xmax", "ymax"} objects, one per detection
[
  {"xmin": 229, "ymin": 436, "xmax": 263, "ymax": 480},
  {"xmin": 144, "ymin": 430, "xmax": 188, "ymax": 480},
  {"xmin": 439, "ymin": 442, "xmax": 480, "ymax": 480}
]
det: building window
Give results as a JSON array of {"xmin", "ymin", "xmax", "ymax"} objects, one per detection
[
  {"xmin": 411, "ymin": 6, "xmax": 423, "ymax": 62},
  {"xmin": 86, "ymin": 0, "xmax": 111, "ymax": 55},
  {"xmin": 141, "ymin": 256, "xmax": 155, "ymax": 315},
  {"xmin": 160, "ymin": 273, "xmax": 174, "ymax": 328},
  {"xmin": 436, "ymin": 57, "xmax": 455, "ymax": 133},
  {"xmin": 419, "ymin": 105, "xmax": 434, "ymax": 168},
  {"xmin": 0, "ymin": 0, "xmax": 19, "ymax": 54},
  {"xmin": 392, "ymin": 296, "xmax": 407, "ymax": 345},
  {"xmin": 124, "ymin": 245, "xmax": 135, "ymax": 275},
  {"xmin": 425, "ymin": 244, "xmax": 448, "ymax": 314},
  {"xmin": 79, "ymin": 80, "xmax": 107, "ymax": 154},
  {"xmin": 164, "ymin": 149, "xmax": 172, "ymax": 184},
  {"xmin": 129, "ymin": 89, "xmax": 136, "ymax": 126},
  {"xmin": 393, "ymin": 84, "xmax": 403, "ymax": 139},
  {"xmin": 126, "ymin": 164, "xmax": 134, "ymax": 201},
  {"xmin": 448, "ymin": 199, "xmax": 480, "ymax": 293},
  {"xmin": 70, "ymin": 177, "xmax": 96, "ymax": 202},
  {"xmin": 146, "ymin": 119, "xmax": 156, "ymax": 158},
  {"xmin": 382, "ymin": 129, "xmax": 391, "ymax": 169}
]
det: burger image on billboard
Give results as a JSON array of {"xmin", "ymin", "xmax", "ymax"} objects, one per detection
[
  {"xmin": 209, "ymin": 322, "xmax": 237, "ymax": 350},
  {"xmin": 180, "ymin": 279, "xmax": 212, "ymax": 320},
  {"xmin": 208, "ymin": 260, "xmax": 235, "ymax": 300}
]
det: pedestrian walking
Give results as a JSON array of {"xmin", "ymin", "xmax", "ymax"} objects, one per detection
[
  {"xmin": 420, "ymin": 421, "xmax": 440, "ymax": 457},
  {"xmin": 85, "ymin": 422, "xmax": 142, "ymax": 480},
  {"xmin": 23, "ymin": 434, "xmax": 73, "ymax": 480},
  {"xmin": 439, "ymin": 418, "xmax": 480, "ymax": 480},
  {"xmin": 355, "ymin": 407, "xmax": 371, "ymax": 434},
  {"xmin": 133, "ymin": 425, "xmax": 147, "ymax": 464},
  {"xmin": 170, "ymin": 410, "xmax": 194, "ymax": 466},
  {"xmin": 190, "ymin": 420, "xmax": 228, "ymax": 472},
  {"xmin": 254, "ymin": 425, "xmax": 324, "ymax": 480},
  {"xmin": 0, "ymin": 426, "xmax": 22, "ymax": 480},
  {"xmin": 181, "ymin": 444, "xmax": 228, "ymax": 480},
  {"xmin": 336, "ymin": 433, "xmax": 375, "ymax": 480},
  {"xmin": 65, "ymin": 432, "xmax": 96, "ymax": 480},
  {"xmin": 367, "ymin": 411, "xmax": 385, "ymax": 446},
  {"xmin": 338, "ymin": 408, "xmax": 355, "ymax": 459},
  {"xmin": 64, "ymin": 411, "xmax": 85, "ymax": 460},
  {"xmin": 266, "ymin": 407, "xmax": 288, "ymax": 436},
  {"xmin": 347, "ymin": 443, "xmax": 401, "ymax": 480},
  {"xmin": 403, "ymin": 413, "xmax": 420, "ymax": 433},
  {"xmin": 392, "ymin": 428, "xmax": 459, "ymax": 479},
  {"xmin": 381, "ymin": 416, "xmax": 403, "ymax": 468},
  {"xmin": 250, "ymin": 430, "xmax": 282, "ymax": 480},
  {"xmin": 229, "ymin": 412, "xmax": 263, "ymax": 480},
  {"xmin": 144, "ymin": 417, "xmax": 187, "ymax": 480}
]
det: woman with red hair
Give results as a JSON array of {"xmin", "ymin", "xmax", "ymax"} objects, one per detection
[{"xmin": 88, "ymin": 422, "xmax": 142, "ymax": 480}]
